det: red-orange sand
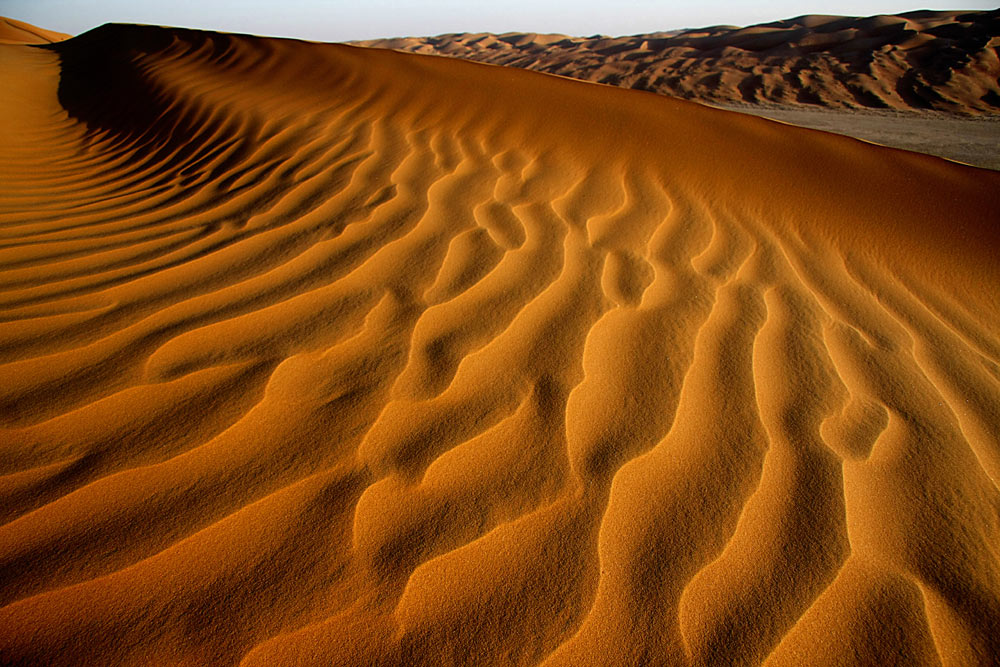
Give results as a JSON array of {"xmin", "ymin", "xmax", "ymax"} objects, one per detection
[{"xmin": 0, "ymin": 18, "xmax": 999, "ymax": 666}]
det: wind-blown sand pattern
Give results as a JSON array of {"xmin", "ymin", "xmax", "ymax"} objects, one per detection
[
  {"xmin": 1, "ymin": 22, "xmax": 1000, "ymax": 666},
  {"xmin": 357, "ymin": 10, "xmax": 1000, "ymax": 114}
]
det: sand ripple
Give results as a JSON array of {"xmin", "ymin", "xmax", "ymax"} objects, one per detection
[{"xmin": 0, "ymin": 24, "xmax": 999, "ymax": 666}]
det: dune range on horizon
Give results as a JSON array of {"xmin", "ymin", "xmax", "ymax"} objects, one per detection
[
  {"xmin": 357, "ymin": 10, "xmax": 1000, "ymax": 114},
  {"xmin": 1, "ymin": 19, "xmax": 1000, "ymax": 666}
]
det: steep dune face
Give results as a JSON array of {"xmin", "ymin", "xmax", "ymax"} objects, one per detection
[
  {"xmin": 357, "ymin": 10, "xmax": 1000, "ymax": 113},
  {"xmin": 1, "ymin": 23, "xmax": 999, "ymax": 666}
]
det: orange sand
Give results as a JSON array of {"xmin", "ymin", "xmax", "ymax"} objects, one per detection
[
  {"xmin": 1, "ymin": 19, "xmax": 999, "ymax": 666},
  {"xmin": 0, "ymin": 16, "xmax": 69, "ymax": 44}
]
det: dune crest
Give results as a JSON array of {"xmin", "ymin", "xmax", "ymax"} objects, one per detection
[
  {"xmin": 357, "ymin": 10, "xmax": 1000, "ymax": 114},
  {"xmin": 1, "ymin": 23, "xmax": 999, "ymax": 665},
  {"xmin": 0, "ymin": 17, "xmax": 69, "ymax": 44}
]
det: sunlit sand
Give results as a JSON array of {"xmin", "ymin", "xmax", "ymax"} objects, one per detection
[{"xmin": 1, "ymin": 18, "xmax": 999, "ymax": 666}]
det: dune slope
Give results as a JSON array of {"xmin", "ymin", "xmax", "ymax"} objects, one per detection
[
  {"xmin": 0, "ymin": 17, "xmax": 69, "ymax": 44},
  {"xmin": 357, "ymin": 10, "xmax": 1000, "ymax": 114},
  {"xmin": 1, "ymin": 23, "xmax": 999, "ymax": 666}
]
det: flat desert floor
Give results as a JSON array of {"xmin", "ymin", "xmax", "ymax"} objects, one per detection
[
  {"xmin": 1, "ymin": 20, "xmax": 999, "ymax": 667},
  {"xmin": 718, "ymin": 105, "xmax": 1000, "ymax": 171}
]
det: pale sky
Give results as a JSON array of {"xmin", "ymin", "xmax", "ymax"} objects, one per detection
[{"xmin": 5, "ymin": 0, "xmax": 995, "ymax": 42}]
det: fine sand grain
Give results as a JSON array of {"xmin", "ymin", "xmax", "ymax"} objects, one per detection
[{"xmin": 1, "ymin": 20, "xmax": 999, "ymax": 666}]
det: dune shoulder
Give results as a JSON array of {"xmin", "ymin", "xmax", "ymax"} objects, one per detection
[{"xmin": 0, "ymin": 16, "xmax": 69, "ymax": 44}]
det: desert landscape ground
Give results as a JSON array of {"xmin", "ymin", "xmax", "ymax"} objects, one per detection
[
  {"xmin": 712, "ymin": 104, "xmax": 1000, "ymax": 170},
  {"xmin": 0, "ymin": 10, "xmax": 999, "ymax": 667}
]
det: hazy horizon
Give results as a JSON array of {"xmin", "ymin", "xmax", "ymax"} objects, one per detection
[{"xmin": 5, "ymin": 1, "xmax": 995, "ymax": 42}]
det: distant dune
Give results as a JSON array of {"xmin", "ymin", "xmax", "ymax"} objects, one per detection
[
  {"xmin": 357, "ymin": 10, "xmax": 1000, "ymax": 114},
  {"xmin": 0, "ymin": 16, "xmax": 69, "ymax": 44},
  {"xmin": 1, "ymin": 18, "xmax": 1000, "ymax": 666}
]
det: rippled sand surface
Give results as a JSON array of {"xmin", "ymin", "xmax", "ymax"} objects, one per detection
[{"xmin": 1, "ymin": 22, "xmax": 999, "ymax": 666}]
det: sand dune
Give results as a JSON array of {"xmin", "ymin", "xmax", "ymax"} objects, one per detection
[
  {"xmin": 1, "ymin": 20, "xmax": 1000, "ymax": 666},
  {"xmin": 0, "ymin": 16, "xmax": 69, "ymax": 44},
  {"xmin": 356, "ymin": 10, "xmax": 1000, "ymax": 114}
]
